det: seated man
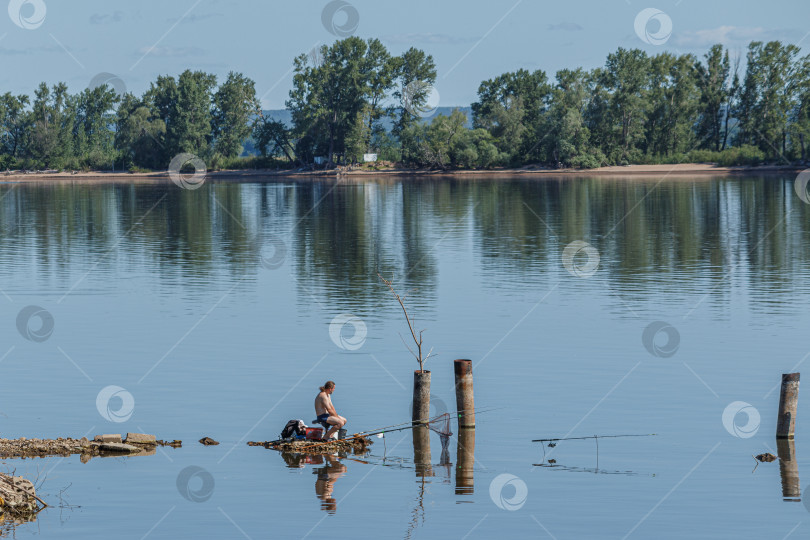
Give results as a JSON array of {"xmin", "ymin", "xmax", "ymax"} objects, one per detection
[{"xmin": 315, "ymin": 381, "xmax": 347, "ymax": 440}]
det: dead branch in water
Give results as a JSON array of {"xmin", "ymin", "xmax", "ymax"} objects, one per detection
[{"xmin": 378, "ymin": 273, "xmax": 434, "ymax": 371}]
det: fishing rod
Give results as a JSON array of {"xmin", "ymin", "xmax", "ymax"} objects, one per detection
[
  {"xmin": 532, "ymin": 434, "xmax": 656, "ymax": 443},
  {"xmin": 293, "ymin": 406, "xmax": 504, "ymax": 452},
  {"xmin": 356, "ymin": 406, "xmax": 507, "ymax": 438}
]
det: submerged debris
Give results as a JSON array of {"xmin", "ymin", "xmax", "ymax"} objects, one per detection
[
  {"xmin": 0, "ymin": 434, "xmax": 176, "ymax": 460},
  {"xmin": 199, "ymin": 437, "xmax": 219, "ymax": 446},
  {"xmin": 248, "ymin": 437, "xmax": 372, "ymax": 455},
  {"xmin": 157, "ymin": 439, "xmax": 182, "ymax": 448},
  {"xmin": 0, "ymin": 473, "xmax": 45, "ymax": 522},
  {"xmin": 755, "ymin": 453, "xmax": 778, "ymax": 462}
]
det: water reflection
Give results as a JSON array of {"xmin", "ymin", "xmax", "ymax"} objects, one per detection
[
  {"xmin": 455, "ymin": 429, "xmax": 475, "ymax": 495},
  {"xmin": 777, "ymin": 439, "xmax": 800, "ymax": 502},
  {"xmin": 1, "ymin": 176, "xmax": 807, "ymax": 315},
  {"xmin": 314, "ymin": 455, "xmax": 348, "ymax": 514}
]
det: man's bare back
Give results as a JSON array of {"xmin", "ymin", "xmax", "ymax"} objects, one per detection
[
  {"xmin": 315, "ymin": 381, "xmax": 347, "ymax": 439},
  {"xmin": 315, "ymin": 391, "xmax": 332, "ymax": 417}
]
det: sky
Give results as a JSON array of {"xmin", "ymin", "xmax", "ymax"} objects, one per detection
[{"xmin": 0, "ymin": 0, "xmax": 808, "ymax": 109}]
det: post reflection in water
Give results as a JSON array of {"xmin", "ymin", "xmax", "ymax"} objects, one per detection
[
  {"xmin": 455, "ymin": 428, "xmax": 475, "ymax": 495},
  {"xmin": 413, "ymin": 424, "xmax": 433, "ymax": 479},
  {"xmin": 776, "ymin": 439, "xmax": 800, "ymax": 502}
]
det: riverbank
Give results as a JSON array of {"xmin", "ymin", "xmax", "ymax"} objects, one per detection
[{"xmin": 0, "ymin": 163, "xmax": 804, "ymax": 183}]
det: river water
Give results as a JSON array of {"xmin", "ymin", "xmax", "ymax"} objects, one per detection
[{"xmin": 1, "ymin": 175, "xmax": 809, "ymax": 539}]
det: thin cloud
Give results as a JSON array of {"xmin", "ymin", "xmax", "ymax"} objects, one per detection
[
  {"xmin": 90, "ymin": 11, "xmax": 124, "ymax": 25},
  {"xmin": 383, "ymin": 33, "xmax": 478, "ymax": 45},
  {"xmin": 165, "ymin": 13, "xmax": 222, "ymax": 24},
  {"xmin": 0, "ymin": 45, "xmax": 63, "ymax": 56},
  {"xmin": 547, "ymin": 22, "xmax": 583, "ymax": 32},
  {"xmin": 136, "ymin": 46, "xmax": 206, "ymax": 58},
  {"xmin": 673, "ymin": 25, "xmax": 800, "ymax": 48}
]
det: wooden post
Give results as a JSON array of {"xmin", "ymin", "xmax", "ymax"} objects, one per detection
[
  {"xmin": 776, "ymin": 373, "xmax": 800, "ymax": 439},
  {"xmin": 412, "ymin": 424, "xmax": 433, "ymax": 478},
  {"xmin": 776, "ymin": 439, "xmax": 800, "ymax": 501},
  {"xmin": 454, "ymin": 359, "xmax": 475, "ymax": 429},
  {"xmin": 412, "ymin": 370, "xmax": 431, "ymax": 425},
  {"xmin": 455, "ymin": 427, "xmax": 475, "ymax": 494}
]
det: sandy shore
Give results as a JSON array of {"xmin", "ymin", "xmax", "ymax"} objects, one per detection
[{"xmin": 0, "ymin": 163, "xmax": 803, "ymax": 183}]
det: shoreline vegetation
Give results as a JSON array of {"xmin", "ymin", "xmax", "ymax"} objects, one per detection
[
  {"xmin": 0, "ymin": 163, "xmax": 803, "ymax": 182},
  {"xmin": 1, "ymin": 38, "xmax": 809, "ymax": 176}
]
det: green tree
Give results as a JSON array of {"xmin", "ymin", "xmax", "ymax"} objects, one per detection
[
  {"xmin": 212, "ymin": 72, "xmax": 259, "ymax": 158},
  {"xmin": 695, "ymin": 44, "xmax": 731, "ymax": 151},
  {"xmin": 736, "ymin": 41, "xmax": 800, "ymax": 158},
  {"xmin": 644, "ymin": 52, "xmax": 699, "ymax": 156},
  {"xmin": 391, "ymin": 47, "xmax": 437, "ymax": 143},
  {"xmin": 170, "ymin": 70, "xmax": 217, "ymax": 158},
  {"xmin": 288, "ymin": 37, "xmax": 370, "ymax": 164},
  {"xmin": 253, "ymin": 116, "xmax": 296, "ymax": 163},
  {"xmin": 594, "ymin": 48, "xmax": 650, "ymax": 163},
  {"xmin": 472, "ymin": 69, "xmax": 551, "ymax": 164},
  {"xmin": 545, "ymin": 69, "xmax": 601, "ymax": 167},
  {"xmin": 115, "ymin": 93, "xmax": 166, "ymax": 170},
  {"xmin": 0, "ymin": 92, "xmax": 30, "ymax": 164}
]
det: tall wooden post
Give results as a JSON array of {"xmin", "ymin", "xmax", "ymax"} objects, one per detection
[
  {"xmin": 776, "ymin": 373, "xmax": 800, "ymax": 439},
  {"xmin": 454, "ymin": 359, "xmax": 475, "ymax": 429},
  {"xmin": 412, "ymin": 370, "xmax": 431, "ymax": 425}
]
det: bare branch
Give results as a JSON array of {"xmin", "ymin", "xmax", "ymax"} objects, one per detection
[{"xmin": 378, "ymin": 273, "xmax": 431, "ymax": 371}]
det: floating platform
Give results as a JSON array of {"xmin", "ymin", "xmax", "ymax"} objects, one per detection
[{"xmin": 248, "ymin": 437, "xmax": 373, "ymax": 455}]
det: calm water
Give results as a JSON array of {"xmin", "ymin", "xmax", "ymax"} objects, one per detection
[{"xmin": 1, "ymin": 175, "xmax": 809, "ymax": 539}]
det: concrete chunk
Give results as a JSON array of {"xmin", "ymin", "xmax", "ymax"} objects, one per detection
[
  {"xmin": 99, "ymin": 442, "xmax": 141, "ymax": 453},
  {"xmin": 125, "ymin": 433, "xmax": 156, "ymax": 444},
  {"xmin": 94, "ymin": 434, "xmax": 122, "ymax": 443}
]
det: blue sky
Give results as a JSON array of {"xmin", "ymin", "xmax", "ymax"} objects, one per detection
[{"xmin": 0, "ymin": 0, "xmax": 808, "ymax": 109}]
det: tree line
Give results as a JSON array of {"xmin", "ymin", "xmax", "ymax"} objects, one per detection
[{"xmin": 0, "ymin": 37, "xmax": 808, "ymax": 172}]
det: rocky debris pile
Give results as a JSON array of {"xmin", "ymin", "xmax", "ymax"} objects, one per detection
[
  {"xmin": 0, "ymin": 473, "xmax": 44, "ymax": 521},
  {"xmin": 248, "ymin": 436, "xmax": 372, "ymax": 455},
  {"xmin": 199, "ymin": 437, "xmax": 219, "ymax": 446},
  {"xmin": 0, "ymin": 433, "xmax": 178, "ymax": 460}
]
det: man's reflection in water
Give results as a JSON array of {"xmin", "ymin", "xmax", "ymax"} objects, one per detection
[{"xmin": 313, "ymin": 454, "xmax": 347, "ymax": 514}]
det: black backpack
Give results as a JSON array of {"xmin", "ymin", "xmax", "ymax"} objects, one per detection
[{"xmin": 281, "ymin": 419, "xmax": 306, "ymax": 439}]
